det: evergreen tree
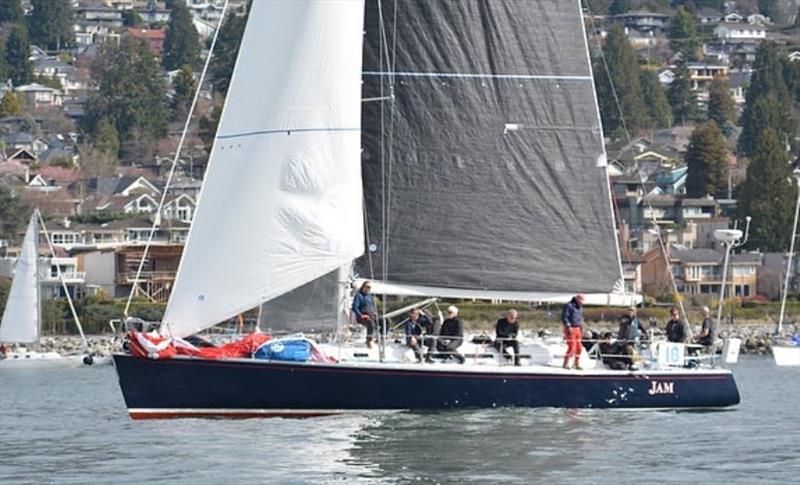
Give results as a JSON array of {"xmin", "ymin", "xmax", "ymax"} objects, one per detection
[
  {"xmin": 685, "ymin": 122, "xmax": 729, "ymax": 197},
  {"xmin": 669, "ymin": 7, "xmax": 701, "ymax": 61},
  {"xmin": 92, "ymin": 117, "xmax": 119, "ymax": 160},
  {"xmin": 171, "ymin": 64, "xmax": 196, "ymax": 120},
  {"xmin": 609, "ymin": 0, "xmax": 632, "ymax": 15},
  {"xmin": 4, "ymin": 24, "xmax": 31, "ymax": 86},
  {"xmin": 738, "ymin": 42, "xmax": 795, "ymax": 156},
  {"xmin": 667, "ymin": 63, "xmax": 697, "ymax": 125},
  {"xmin": 27, "ymin": 0, "xmax": 73, "ymax": 50},
  {"xmin": 0, "ymin": 89, "xmax": 21, "ymax": 117},
  {"xmin": 0, "ymin": 0, "xmax": 22, "ymax": 23},
  {"xmin": 707, "ymin": 78, "xmax": 736, "ymax": 128},
  {"xmin": 163, "ymin": 0, "xmax": 200, "ymax": 70},
  {"xmin": 593, "ymin": 25, "xmax": 648, "ymax": 136},
  {"xmin": 198, "ymin": 105, "xmax": 221, "ymax": 154},
  {"xmin": 738, "ymin": 129, "xmax": 795, "ymax": 251},
  {"xmin": 82, "ymin": 37, "xmax": 168, "ymax": 157},
  {"xmin": 640, "ymin": 69, "xmax": 673, "ymax": 128},
  {"xmin": 210, "ymin": 10, "xmax": 249, "ymax": 93}
]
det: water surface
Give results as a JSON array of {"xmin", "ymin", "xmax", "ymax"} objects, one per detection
[{"xmin": 1, "ymin": 356, "xmax": 798, "ymax": 484}]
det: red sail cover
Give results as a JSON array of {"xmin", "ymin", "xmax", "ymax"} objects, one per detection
[{"xmin": 129, "ymin": 331, "xmax": 272, "ymax": 360}]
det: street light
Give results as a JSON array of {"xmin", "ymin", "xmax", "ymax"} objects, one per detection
[{"xmin": 713, "ymin": 217, "xmax": 751, "ymax": 327}]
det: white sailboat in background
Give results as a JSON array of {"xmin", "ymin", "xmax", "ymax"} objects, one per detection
[{"xmin": 0, "ymin": 209, "xmax": 102, "ymax": 368}]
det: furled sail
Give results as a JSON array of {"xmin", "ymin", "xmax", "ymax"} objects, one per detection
[
  {"xmin": 0, "ymin": 210, "xmax": 40, "ymax": 343},
  {"xmin": 358, "ymin": 0, "xmax": 624, "ymax": 298},
  {"xmin": 162, "ymin": 0, "xmax": 366, "ymax": 338}
]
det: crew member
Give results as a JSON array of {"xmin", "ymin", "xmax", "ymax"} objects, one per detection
[
  {"xmin": 561, "ymin": 294, "xmax": 585, "ymax": 370},
  {"xmin": 352, "ymin": 281, "xmax": 378, "ymax": 348}
]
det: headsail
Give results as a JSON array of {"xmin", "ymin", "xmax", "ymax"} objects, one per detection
[
  {"xmin": 0, "ymin": 210, "xmax": 40, "ymax": 343},
  {"xmin": 358, "ymin": 0, "xmax": 624, "ymax": 298},
  {"xmin": 162, "ymin": 0, "xmax": 366, "ymax": 338}
]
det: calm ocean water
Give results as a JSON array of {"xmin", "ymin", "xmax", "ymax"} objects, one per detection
[{"xmin": 1, "ymin": 356, "xmax": 798, "ymax": 484}]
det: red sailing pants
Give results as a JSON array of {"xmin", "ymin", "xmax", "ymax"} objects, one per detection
[{"xmin": 563, "ymin": 326, "xmax": 582, "ymax": 363}]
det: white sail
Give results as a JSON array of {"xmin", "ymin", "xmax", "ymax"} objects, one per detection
[
  {"xmin": 1, "ymin": 210, "xmax": 40, "ymax": 343},
  {"xmin": 162, "ymin": 0, "xmax": 366, "ymax": 338}
]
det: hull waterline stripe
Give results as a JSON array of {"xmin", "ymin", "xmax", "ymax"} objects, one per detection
[
  {"xmin": 128, "ymin": 408, "xmax": 368, "ymax": 420},
  {"xmin": 217, "ymin": 127, "xmax": 360, "ymax": 140},
  {"xmin": 362, "ymin": 71, "xmax": 592, "ymax": 81}
]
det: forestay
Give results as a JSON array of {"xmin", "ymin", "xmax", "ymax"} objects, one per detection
[
  {"xmin": 358, "ymin": 0, "xmax": 624, "ymax": 297},
  {"xmin": 162, "ymin": 0, "xmax": 366, "ymax": 338},
  {"xmin": 0, "ymin": 210, "xmax": 40, "ymax": 343}
]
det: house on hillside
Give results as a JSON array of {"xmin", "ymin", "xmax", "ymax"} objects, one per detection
[
  {"xmin": 642, "ymin": 245, "xmax": 761, "ymax": 298},
  {"xmin": 687, "ymin": 63, "xmax": 729, "ymax": 91},
  {"xmin": 127, "ymin": 28, "xmax": 166, "ymax": 55},
  {"xmin": 758, "ymin": 252, "xmax": 799, "ymax": 300},
  {"xmin": 75, "ymin": 4, "xmax": 124, "ymax": 28},
  {"xmin": 613, "ymin": 11, "xmax": 670, "ymax": 32},
  {"xmin": 2, "ymin": 132, "xmax": 49, "ymax": 156},
  {"xmin": 15, "ymin": 83, "xmax": 63, "ymax": 108},
  {"xmin": 714, "ymin": 22, "xmax": 767, "ymax": 41}
]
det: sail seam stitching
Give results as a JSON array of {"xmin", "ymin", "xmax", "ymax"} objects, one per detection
[{"xmin": 217, "ymin": 127, "xmax": 361, "ymax": 140}]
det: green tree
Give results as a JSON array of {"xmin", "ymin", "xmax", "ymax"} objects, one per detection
[
  {"xmin": 0, "ymin": 0, "xmax": 23, "ymax": 23},
  {"xmin": 609, "ymin": 0, "xmax": 632, "ymax": 15},
  {"xmin": 707, "ymin": 78, "xmax": 736, "ymax": 128},
  {"xmin": 27, "ymin": 0, "xmax": 73, "ymax": 50},
  {"xmin": 210, "ymin": 10, "xmax": 249, "ymax": 93},
  {"xmin": 738, "ymin": 41, "xmax": 795, "ymax": 157},
  {"xmin": 640, "ymin": 69, "xmax": 673, "ymax": 128},
  {"xmin": 4, "ymin": 24, "xmax": 31, "ymax": 86},
  {"xmin": 669, "ymin": 7, "xmax": 701, "ymax": 61},
  {"xmin": 0, "ymin": 89, "xmax": 21, "ymax": 117},
  {"xmin": 82, "ymin": 37, "xmax": 168, "ymax": 157},
  {"xmin": 198, "ymin": 104, "xmax": 221, "ymax": 153},
  {"xmin": 685, "ymin": 122, "xmax": 729, "ymax": 197},
  {"xmin": 92, "ymin": 117, "xmax": 120, "ymax": 160},
  {"xmin": 667, "ymin": 63, "xmax": 698, "ymax": 125},
  {"xmin": 171, "ymin": 64, "xmax": 196, "ymax": 120},
  {"xmin": 594, "ymin": 25, "xmax": 648, "ymax": 136},
  {"xmin": 163, "ymin": 0, "xmax": 200, "ymax": 70},
  {"xmin": 738, "ymin": 129, "xmax": 795, "ymax": 251},
  {"xmin": 121, "ymin": 10, "xmax": 142, "ymax": 27}
]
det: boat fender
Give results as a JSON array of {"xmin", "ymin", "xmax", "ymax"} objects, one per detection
[{"xmin": 83, "ymin": 354, "xmax": 94, "ymax": 366}]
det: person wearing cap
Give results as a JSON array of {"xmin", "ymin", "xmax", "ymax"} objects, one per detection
[
  {"xmin": 665, "ymin": 307, "xmax": 691, "ymax": 343},
  {"xmin": 495, "ymin": 309, "xmax": 521, "ymax": 366},
  {"xmin": 426, "ymin": 305, "xmax": 465, "ymax": 364},
  {"xmin": 404, "ymin": 308, "xmax": 433, "ymax": 362},
  {"xmin": 352, "ymin": 281, "xmax": 378, "ymax": 348},
  {"xmin": 696, "ymin": 306, "xmax": 718, "ymax": 348},
  {"xmin": 617, "ymin": 306, "xmax": 644, "ymax": 348},
  {"xmin": 560, "ymin": 294, "xmax": 585, "ymax": 369}
]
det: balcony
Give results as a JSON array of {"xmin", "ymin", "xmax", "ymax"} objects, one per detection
[
  {"xmin": 40, "ymin": 271, "xmax": 86, "ymax": 283},
  {"xmin": 116, "ymin": 270, "xmax": 176, "ymax": 285}
]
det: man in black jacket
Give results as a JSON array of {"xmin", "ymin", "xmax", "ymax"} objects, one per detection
[
  {"xmin": 426, "ymin": 305, "xmax": 465, "ymax": 364},
  {"xmin": 665, "ymin": 307, "xmax": 690, "ymax": 343},
  {"xmin": 495, "ymin": 309, "xmax": 521, "ymax": 366}
]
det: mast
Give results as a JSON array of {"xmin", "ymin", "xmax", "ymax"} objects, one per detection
[{"xmin": 778, "ymin": 174, "xmax": 800, "ymax": 334}]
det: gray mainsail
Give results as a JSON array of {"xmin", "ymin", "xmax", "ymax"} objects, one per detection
[{"xmin": 358, "ymin": 0, "xmax": 623, "ymax": 296}]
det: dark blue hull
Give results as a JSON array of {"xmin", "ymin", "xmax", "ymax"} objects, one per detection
[{"xmin": 113, "ymin": 355, "xmax": 740, "ymax": 418}]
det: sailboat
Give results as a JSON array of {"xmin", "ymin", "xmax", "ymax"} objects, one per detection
[
  {"xmin": 0, "ymin": 210, "xmax": 104, "ymax": 368},
  {"xmin": 113, "ymin": 0, "xmax": 740, "ymax": 418},
  {"xmin": 773, "ymin": 172, "xmax": 800, "ymax": 367}
]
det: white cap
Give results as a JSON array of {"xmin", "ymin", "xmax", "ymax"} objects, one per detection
[
  {"xmin": 702, "ymin": 306, "xmax": 710, "ymax": 314},
  {"xmin": 447, "ymin": 305, "xmax": 458, "ymax": 315}
]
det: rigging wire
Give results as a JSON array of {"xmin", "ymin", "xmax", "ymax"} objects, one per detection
[
  {"xmin": 123, "ymin": 0, "xmax": 232, "ymax": 319},
  {"xmin": 585, "ymin": 8, "xmax": 690, "ymax": 325},
  {"xmin": 37, "ymin": 210, "xmax": 89, "ymax": 351}
]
